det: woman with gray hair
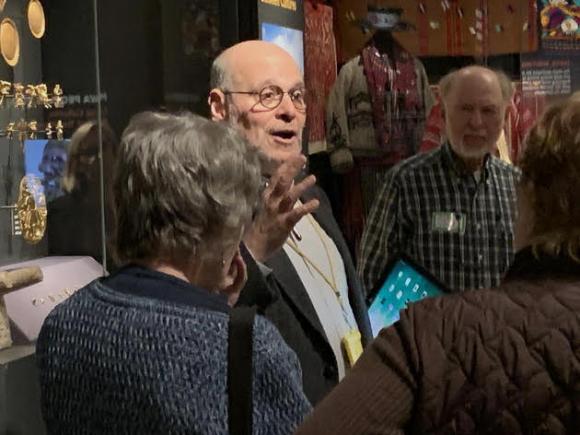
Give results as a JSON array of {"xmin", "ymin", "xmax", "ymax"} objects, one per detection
[{"xmin": 36, "ymin": 112, "xmax": 311, "ymax": 434}]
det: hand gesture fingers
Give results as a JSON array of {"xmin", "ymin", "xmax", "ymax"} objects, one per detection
[
  {"xmin": 284, "ymin": 198, "xmax": 319, "ymax": 229},
  {"xmin": 280, "ymin": 174, "xmax": 316, "ymax": 212}
]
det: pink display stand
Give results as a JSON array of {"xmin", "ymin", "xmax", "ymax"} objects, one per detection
[{"xmin": 1, "ymin": 256, "xmax": 105, "ymax": 342}]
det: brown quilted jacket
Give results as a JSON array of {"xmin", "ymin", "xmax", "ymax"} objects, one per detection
[{"xmin": 297, "ymin": 248, "xmax": 580, "ymax": 434}]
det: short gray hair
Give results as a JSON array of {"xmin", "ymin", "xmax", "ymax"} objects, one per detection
[
  {"xmin": 113, "ymin": 111, "xmax": 262, "ymax": 264},
  {"xmin": 210, "ymin": 51, "xmax": 230, "ymax": 89},
  {"xmin": 439, "ymin": 66, "xmax": 514, "ymax": 105}
]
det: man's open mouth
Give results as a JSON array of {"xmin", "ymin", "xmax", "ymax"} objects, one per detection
[{"xmin": 271, "ymin": 130, "xmax": 296, "ymax": 140}]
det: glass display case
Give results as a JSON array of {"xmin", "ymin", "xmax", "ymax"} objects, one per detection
[
  {"xmin": 0, "ymin": 0, "xmax": 298, "ymax": 432},
  {"xmin": 0, "ymin": 1, "xmax": 103, "ymax": 433}
]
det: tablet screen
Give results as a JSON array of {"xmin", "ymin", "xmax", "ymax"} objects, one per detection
[{"xmin": 368, "ymin": 258, "xmax": 445, "ymax": 337}]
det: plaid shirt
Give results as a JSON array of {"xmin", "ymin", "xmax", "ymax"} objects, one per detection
[{"xmin": 358, "ymin": 143, "xmax": 520, "ymax": 294}]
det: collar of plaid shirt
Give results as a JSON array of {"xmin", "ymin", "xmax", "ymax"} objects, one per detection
[{"xmin": 440, "ymin": 142, "xmax": 492, "ymax": 181}]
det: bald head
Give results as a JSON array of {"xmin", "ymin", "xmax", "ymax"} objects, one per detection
[
  {"xmin": 439, "ymin": 65, "xmax": 512, "ymax": 169},
  {"xmin": 210, "ymin": 40, "xmax": 301, "ymax": 90},
  {"xmin": 439, "ymin": 66, "xmax": 513, "ymax": 107},
  {"xmin": 208, "ymin": 40, "xmax": 306, "ymax": 171}
]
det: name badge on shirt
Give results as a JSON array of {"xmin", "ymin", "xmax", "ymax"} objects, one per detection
[
  {"xmin": 431, "ymin": 212, "xmax": 466, "ymax": 235},
  {"xmin": 342, "ymin": 329, "xmax": 363, "ymax": 367}
]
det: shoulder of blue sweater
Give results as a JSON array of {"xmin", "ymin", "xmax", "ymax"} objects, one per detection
[
  {"xmin": 252, "ymin": 314, "xmax": 287, "ymax": 347},
  {"xmin": 63, "ymin": 279, "xmax": 231, "ymax": 326}
]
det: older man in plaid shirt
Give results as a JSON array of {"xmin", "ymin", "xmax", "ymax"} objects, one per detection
[{"xmin": 359, "ymin": 66, "xmax": 520, "ymax": 294}]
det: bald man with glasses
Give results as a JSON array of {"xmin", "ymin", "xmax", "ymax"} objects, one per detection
[{"xmin": 209, "ymin": 40, "xmax": 372, "ymax": 405}]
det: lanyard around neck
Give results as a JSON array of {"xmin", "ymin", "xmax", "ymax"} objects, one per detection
[{"xmin": 285, "ymin": 215, "xmax": 339, "ymax": 298}]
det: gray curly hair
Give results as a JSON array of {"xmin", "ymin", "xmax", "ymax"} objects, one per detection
[{"xmin": 113, "ymin": 111, "xmax": 263, "ymax": 264}]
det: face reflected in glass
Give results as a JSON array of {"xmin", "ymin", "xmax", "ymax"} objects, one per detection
[
  {"xmin": 38, "ymin": 141, "xmax": 67, "ymax": 201},
  {"xmin": 72, "ymin": 131, "xmax": 100, "ymax": 190}
]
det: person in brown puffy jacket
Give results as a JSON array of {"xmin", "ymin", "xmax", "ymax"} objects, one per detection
[{"xmin": 296, "ymin": 92, "xmax": 580, "ymax": 434}]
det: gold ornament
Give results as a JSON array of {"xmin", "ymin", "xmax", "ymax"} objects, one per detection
[
  {"xmin": 52, "ymin": 84, "xmax": 63, "ymax": 108},
  {"xmin": 0, "ymin": 18, "xmax": 20, "ymax": 67},
  {"xmin": 28, "ymin": 121, "xmax": 38, "ymax": 139},
  {"xmin": 16, "ymin": 119, "xmax": 27, "ymax": 143},
  {"xmin": 35, "ymin": 83, "xmax": 51, "ymax": 108},
  {"xmin": 25, "ymin": 84, "xmax": 37, "ymax": 108},
  {"xmin": 27, "ymin": 0, "xmax": 46, "ymax": 39},
  {"xmin": 6, "ymin": 122, "xmax": 15, "ymax": 139},
  {"xmin": 56, "ymin": 120, "xmax": 63, "ymax": 140},
  {"xmin": 13, "ymin": 83, "xmax": 25, "ymax": 109},
  {"xmin": 45, "ymin": 122, "xmax": 53, "ymax": 139},
  {"xmin": 0, "ymin": 80, "xmax": 10, "ymax": 106},
  {"xmin": 16, "ymin": 175, "xmax": 47, "ymax": 244}
]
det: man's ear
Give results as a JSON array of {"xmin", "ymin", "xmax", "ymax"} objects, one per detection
[
  {"xmin": 209, "ymin": 88, "xmax": 227, "ymax": 121},
  {"xmin": 221, "ymin": 250, "xmax": 247, "ymax": 307}
]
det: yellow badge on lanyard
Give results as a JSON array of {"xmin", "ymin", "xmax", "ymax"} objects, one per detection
[{"xmin": 342, "ymin": 329, "xmax": 363, "ymax": 367}]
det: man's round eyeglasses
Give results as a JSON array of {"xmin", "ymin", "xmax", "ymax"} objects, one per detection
[{"xmin": 223, "ymin": 85, "xmax": 307, "ymax": 111}]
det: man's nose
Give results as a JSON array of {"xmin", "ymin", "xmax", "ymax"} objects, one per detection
[
  {"xmin": 275, "ymin": 93, "xmax": 297, "ymax": 121},
  {"xmin": 469, "ymin": 109, "xmax": 484, "ymax": 128}
]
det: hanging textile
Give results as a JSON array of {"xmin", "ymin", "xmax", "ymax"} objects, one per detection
[{"xmin": 304, "ymin": 1, "xmax": 337, "ymax": 155}]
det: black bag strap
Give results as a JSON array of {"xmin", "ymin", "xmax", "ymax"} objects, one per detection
[{"xmin": 228, "ymin": 306, "xmax": 257, "ymax": 435}]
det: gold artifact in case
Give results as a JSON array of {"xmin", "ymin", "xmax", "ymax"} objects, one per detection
[
  {"xmin": 27, "ymin": 0, "xmax": 46, "ymax": 39},
  {"xmin": 0, "ymin": 18, "xmax": 19, "ymax": 67}
]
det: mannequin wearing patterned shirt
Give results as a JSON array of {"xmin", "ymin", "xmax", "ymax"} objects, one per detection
[{"xmin": 326, "ymin": 12, "xmax": 433, "ymax": 251}]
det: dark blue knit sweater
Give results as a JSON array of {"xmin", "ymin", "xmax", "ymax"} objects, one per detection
[{"xmin": 37, "ymin": 266, "xmax": 311, "ymax": 434}]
